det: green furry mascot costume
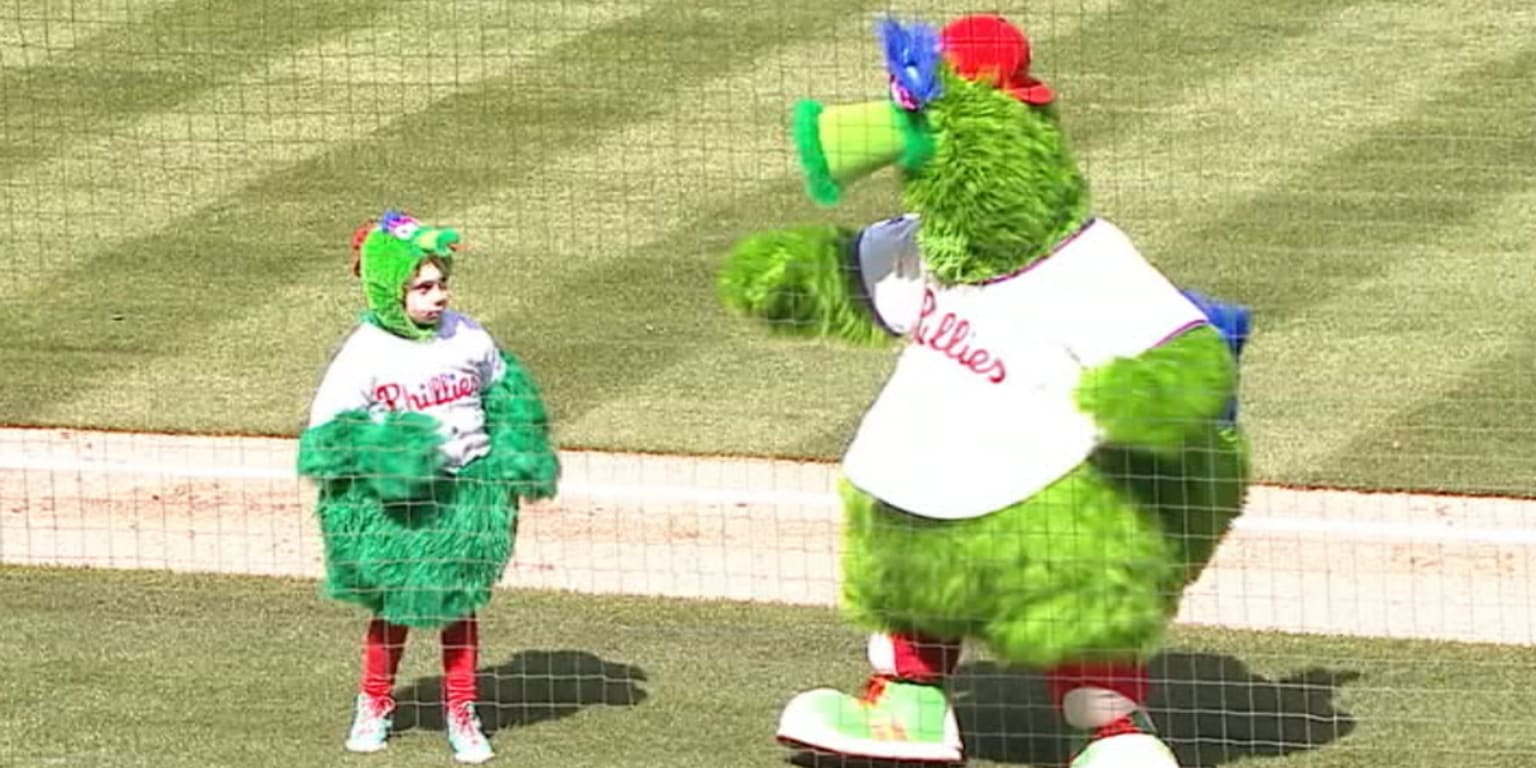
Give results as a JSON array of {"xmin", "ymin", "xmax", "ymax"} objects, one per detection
[
  {"xmin": 718, "ymin": 15, "xmax": 1252, "ymax": 767},
  {"xmin": 298, "ymin": 211, "xmax": 559, "ymax": 626},
  {"xmin": 295, "ymin": 209, "xmax": 561, "ymax": 762}
]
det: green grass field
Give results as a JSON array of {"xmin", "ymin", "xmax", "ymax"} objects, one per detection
[
  {"xmin": 5, "ymin": 565, "xmax": 1536, "ymax": 768},
  {"xmin": 3, "ymin": 0, "xmax": 1534, "ymax": 496}
]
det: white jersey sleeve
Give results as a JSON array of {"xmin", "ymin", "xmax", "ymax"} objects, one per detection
[
  {"xmin": 849, "ymin": 214, "xmax": 927, "ymax": 336},
  {"xmin": 478, "ymin": 331, "xmax": 508, "ymax": 391},
  {"xmin": 306, "ymin": 330, "xmax": 373, "ymax": 429}
]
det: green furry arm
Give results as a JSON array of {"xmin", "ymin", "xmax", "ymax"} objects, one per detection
[
  {"xmin": 1075, "ymin": 324, "xmax": 1236, "ymax": 454},
  {"xmin": 479, "ymin": 350, "xmax": 560, "ymax": 501},
  {"xmin": 717, "ymin": 225, "xmax": 894, "ymax": 347},
  {"xmin": 296, "ymin": 409, "xmax": 446, "ymax": 502}
]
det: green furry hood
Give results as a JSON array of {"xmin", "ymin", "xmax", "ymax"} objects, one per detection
[
  {"xmin": 793, "ymin": 14, "xmax": 1091, "ymax": 284},
  {"xmin": 352, "ymin": 210, "xmax": 460, "ymax": 340}
]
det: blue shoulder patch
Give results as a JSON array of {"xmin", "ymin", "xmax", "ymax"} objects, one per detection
[
  {"xmin": 1181, "ymin": 288, "xmax": 1251, "ymax": 359},
  {"xmin": 1180, "ymin": 288, "xmax": 1252, "ymax": 427}
]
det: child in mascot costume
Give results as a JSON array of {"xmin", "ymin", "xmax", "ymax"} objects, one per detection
[
  {"xmin": 297, "ymin": 210, "xmax": 561, "ymax": 763},
  {"xmin": 717, "ymin": 14, "xmax": 1253, "ymax": 767}
]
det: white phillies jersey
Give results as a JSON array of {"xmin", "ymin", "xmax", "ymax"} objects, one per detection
[
  {"xmin": 307, "ymin": 311, "xmax": 508, "ymax": 473},
  {"xmin": 841, "ymin": 215, "xmax": 1209, "ymax": 520}
]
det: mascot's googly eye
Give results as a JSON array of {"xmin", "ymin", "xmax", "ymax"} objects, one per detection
[
  {"xmin": 889, "ymin": 76, "xmax": 920, "ymax": 111},
  {"xmin": 388, "ymin": 219, "xmax": 420, "ymax": 240},
  {"xmin": 379, "ymin": 209, "xmax": 422, "ymax": 241},
  {"xmin": 878, "ymin": 17, "xmax": 943, "ymax": 111}
]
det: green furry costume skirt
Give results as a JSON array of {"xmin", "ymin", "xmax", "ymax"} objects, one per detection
[
  {"xmin": 312, "ymin": 455, "xmax": 518, "ymax": 629},
  {"xmin": 840, "ymin": 425, "xmax": 1250, "ymax": 668}
]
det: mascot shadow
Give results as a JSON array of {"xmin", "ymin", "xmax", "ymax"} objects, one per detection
[
  {"xmin": 390, "ymin": 649, "xmax": 648, "ymax": 736},
  {"xmin": 792, "ymin": 651, "xmax": 1359, "ymax": 768}
]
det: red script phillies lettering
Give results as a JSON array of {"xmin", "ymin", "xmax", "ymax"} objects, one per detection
[
  {"xmin": 374, "ymin": 372, "xmax": 479, "ymax": 411},
  {"xmin": 912, "ymin": 289, "xmax": 1007, "ymax": 383}
]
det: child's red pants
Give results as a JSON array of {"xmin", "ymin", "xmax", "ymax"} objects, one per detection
[{"xmin": 359, "ymin": 615, "xmax": 479, "ymax": 711}]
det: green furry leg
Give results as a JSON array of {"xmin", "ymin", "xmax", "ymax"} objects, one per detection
[
  {"xmin": 841, "ymin": 462, "xmax": 1182, "ymax": 668},
  {"xmin": 1095, "ymin": 424, "xmax": 1252, "ymax": 599},
  {"xmin": 314, "ymin": 456, "xmax": 518, "ymax": 629}
]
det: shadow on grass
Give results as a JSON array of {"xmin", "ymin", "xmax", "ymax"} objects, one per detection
[
  {"xmin": 788, "ymin": 651, "xmax": 1358, "ymax": 768},
  {"xmin": 390, "ymin": 649, "xmax": 649, "ymax": 736}
]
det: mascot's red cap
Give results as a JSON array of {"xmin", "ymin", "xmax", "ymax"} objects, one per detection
[{"xmin": 939, "ymin": 14, "xmax": 1054, "ymax": 105}]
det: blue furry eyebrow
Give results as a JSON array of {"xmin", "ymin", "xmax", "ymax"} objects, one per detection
[
  {"xmin": 378, "ymin": 209, "xmax": 408, "ymax": 229},
  {"xmin": 877, "ymin": 17, "xmax": 944, "ymax": 109}
]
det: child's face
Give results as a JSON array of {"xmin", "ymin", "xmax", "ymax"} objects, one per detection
[{"xmin": 404, "ymin": 260, "xmax": 450, "ymax": 327}]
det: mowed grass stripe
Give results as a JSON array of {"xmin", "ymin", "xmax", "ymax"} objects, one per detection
[
  {"xmin": 1314, "ymin": 270, "xmax": 1536, "ymax": 498},
  {"xmin": 1034, "ymin": 0, "xmax": 1374, "ymax": 152},
  {"xmin": 0, "ymin": 0, "xmax": 181, "ymax": 70},
  {"xmin": 1253, "ymin": 221, "xmax": 1536, "ymax": 488},
  {"xmin": 1154, "ymin": 48, "xmax": 1536, "ymax": 491},
  {"xmin": 1075, "ymin": 0, "xmax": 1533, "ymax": 264},
  {"xmin": 1250, "ymin": 205, "xmax": 1536, "ymax": 493},
  {"xmin": 1258, "ymin": 45, "xmax": 1536, "ymax": 492},
  {"xmin": 1, "ymin": 0, "xmax": 649, "ymax": 292},
  {"xmin": 0, "ymin": 0, "xmax": 396, "ymax": 174},
  {"xmin": 0, "ymin": 0, "xmax": 674, "ymax": 426},
  {"xmin": 7, "ymin": 0, "xmax": 889, "ymax": 431}
]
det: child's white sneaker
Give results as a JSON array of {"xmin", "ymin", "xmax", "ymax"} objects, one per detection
[
  {"xmin": 446, "ymin": 702, "xmax": 494, "ymax": 764},
  {"xmin": 345, "ymin": 694, "xmax": 394, "ymax": 753}
]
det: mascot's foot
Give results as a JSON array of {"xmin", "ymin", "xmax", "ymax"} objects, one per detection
[
  {"xmin": 1068, "ymin": 713, "xmax": 1179, "ymax": 768},
  {"xmin": 776, "ymin": 677, "xmax": 963, "ymax": 763}
]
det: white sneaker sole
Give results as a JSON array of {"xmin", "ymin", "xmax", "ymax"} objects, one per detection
[
  {"xmin": 775, "ymin": 688, "xmax": 964, "ymax": 763},
  {"xmin": 452, "ymin": 749, "xmax": 494, "ymax": 765},
  {"xmin": 1071, "ymin": 733, "xmax": 1180, "ymax": 767},
  {"xmin": 345, "ymin": 738, "xmax": 388, "ymax": 754},
  {"xmin": 451, "ymin": 734, "xmax": 495, "ymax": 764}
]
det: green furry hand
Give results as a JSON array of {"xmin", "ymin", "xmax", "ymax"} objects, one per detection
[
  {"xmin": 481, "ymin": 350, "xmax": 561, "ymax": 502},
  {"xmin": 482, "ymin": 447, "xmax": 560, "ymax": 502},
  {"xmin": 717, "ymin": 225, "xmax": 891, "ymax": 347},
  {"xmin": 356, "ymin": 411, "xmax": 447, "ymax": 501},
  {"xmin": 1074, "ymin": 325, "xmax": 1236, "ymax": 454},
  {"xmin": 297, "ymin": 409, "xmax": 446, "ymax": 502}
]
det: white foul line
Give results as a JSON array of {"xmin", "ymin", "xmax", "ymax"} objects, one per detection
[{"xmin": 3, "ymin": 453, "xmax": 1535, "ymax": 545}]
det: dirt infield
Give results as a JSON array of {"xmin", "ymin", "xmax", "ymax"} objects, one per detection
[{"xmin": 2, "ymin": 426, "xmax": 1533, "ymax": 646}]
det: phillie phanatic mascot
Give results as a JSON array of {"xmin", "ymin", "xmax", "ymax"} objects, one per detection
[{"xmin": 717, "ymin": 13, "xmax": 1253, "ymax": 767}]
